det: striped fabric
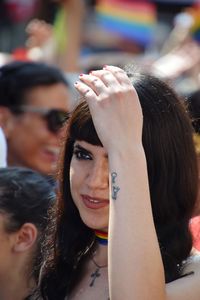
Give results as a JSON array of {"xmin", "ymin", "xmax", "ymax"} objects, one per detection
[
  {"xmin": 95, "ymin": 230, "xmax": 108, "ymax": 245},
  {"xmin": 95, "ymin": 0, "xmax": 157, "ymax": 46},
  {"xmin": 188, "ymin": 4, "xmax": 200, "ymax": 42}
]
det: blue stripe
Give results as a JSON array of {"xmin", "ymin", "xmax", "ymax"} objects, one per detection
[
  {"xmin": 96, "ymin": 236, "xmax": 108, "ymax": 245},
  {"xmin": 97, "ymin": 15, "xmax": 155, "ymax": 45}
]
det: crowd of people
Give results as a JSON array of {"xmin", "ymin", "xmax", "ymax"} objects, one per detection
[
  {"xmin": 0, "ymin": 62, "xmax": 200, "ymax": 300},
  {"xmin": 0, "ymin": 1, "xmax": 200, "ymax": 300}
]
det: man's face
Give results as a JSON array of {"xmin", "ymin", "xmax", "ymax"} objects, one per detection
[{"xmin": 5, "ymin": 83, "xmax": 69, "ymax": 175}]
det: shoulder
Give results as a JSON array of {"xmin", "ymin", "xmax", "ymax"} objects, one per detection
[{"xmin": 166, "ymin": 255, "xmax": 200, "ymax": 300}]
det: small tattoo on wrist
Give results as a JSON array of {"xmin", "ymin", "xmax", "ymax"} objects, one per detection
[
  {"xmin": 111, "ymin": 172, "xmax": 117, "ymax": 184},
  {"xmin": 111, "ymin": 172, "xmax": 120, "ymax": 200}
]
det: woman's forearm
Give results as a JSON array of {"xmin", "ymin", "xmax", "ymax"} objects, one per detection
[{"xmin": 108, "ymin": 146, "xmax": 166, "ymax": 300}]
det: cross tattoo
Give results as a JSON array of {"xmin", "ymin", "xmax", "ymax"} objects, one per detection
[{"xmin": 90, "ymin": 268, "xmax": 101, "ymax": 287}]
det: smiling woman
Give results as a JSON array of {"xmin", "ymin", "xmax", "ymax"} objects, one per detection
[
  {"xmin": 0, "ymin": 61, "xmax": 70, "ymax": 176},
  {"xmin": 36, "ymin": 65, "xmax": 200, "ymax": 300},
  {"xmin": 70, "ymin": 141, "xmax": 109, "ymax": 231}
]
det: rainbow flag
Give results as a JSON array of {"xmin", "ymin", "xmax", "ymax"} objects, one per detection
[
  {"xmin": 188, "ymin": 4, "xmax": 200, "ymax": 43},
  {"xmin": 96, "ymin": 0, "xmax": 157, "ymax": 46},
  {"xmin": 153, "ymin": 0, "xmax": 195, "ymax": 3}
]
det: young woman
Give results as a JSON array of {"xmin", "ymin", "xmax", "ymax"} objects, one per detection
[
  {"xmin": 38, "ymin": 65, "xmax": 200, "ymax": 300},
  {"xmin": 0, "ymin": 167, "xmax": 55, "ymax": 300}
]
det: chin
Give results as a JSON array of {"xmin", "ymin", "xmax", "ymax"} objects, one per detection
[{"xmin": 81, "ymin": 214, "xmax": 108, "ymax": 231}]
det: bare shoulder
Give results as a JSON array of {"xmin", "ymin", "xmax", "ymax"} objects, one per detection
[{"xmin": 166, "ymin": 255, "xmax": 200, "ymax": 300}]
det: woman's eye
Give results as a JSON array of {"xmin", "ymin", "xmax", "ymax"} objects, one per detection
[{"xmin": 73, "ymin": 150, "xmax": 92, "ymax": 160}]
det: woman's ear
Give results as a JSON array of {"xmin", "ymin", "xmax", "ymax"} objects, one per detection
[{"xmin": 13, "ymin": 223, "xmax": 38, "ymax": 253}]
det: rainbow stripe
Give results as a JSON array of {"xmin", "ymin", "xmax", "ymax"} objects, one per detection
[
  {"xmin": 95, "ymin": 0, "xmax": 157, "ymax": 46},
  {"xmin": 95, "ymin": 230, "xmax": 108, "ymax": 245},
  {"xmin": 154, "ymin": 0, "xmax": 195, "ymax": 3},
  {"xmin": 189, "ymin": 5, "xmax": 200, "ymax": 42}
]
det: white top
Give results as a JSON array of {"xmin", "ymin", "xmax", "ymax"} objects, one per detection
[{"xmin": 0, "ymin": 127, "xmax": 7, "ymax": 167}]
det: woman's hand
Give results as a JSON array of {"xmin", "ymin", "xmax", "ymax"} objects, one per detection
[{"xmin": 74, "ymin": 65, "xmax": 143, "ymax": 153}]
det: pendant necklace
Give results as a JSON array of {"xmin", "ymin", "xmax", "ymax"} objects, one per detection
[
  {"xmin": 89, "ymin": 230, "xmax": 108, "ymax": 287},
  {"xmin": 90, "ymin": 255, "xmax": 107, "ymax": 287}
]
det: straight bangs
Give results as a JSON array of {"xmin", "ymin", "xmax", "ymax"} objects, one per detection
[{"xmin": 69, "ymin": 101, "xmax": 102, "ymax": 146}]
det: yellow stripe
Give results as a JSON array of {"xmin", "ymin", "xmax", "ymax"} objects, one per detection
[
  {"xmin": 96, "ymin": 234, "xmax": 107, "ymax": 239},
  {"xmin": 96, "ymin": 3, "xmax": 156, "ymax": 24}
]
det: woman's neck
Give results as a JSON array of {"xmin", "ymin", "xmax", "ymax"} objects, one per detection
[
  {"xmin": 93, "ymin": 243, "xmax": 108, "ymax": 266},
  {"xmin": 0, "ymin": 272, "xmax": 35, "ymax": 300}
]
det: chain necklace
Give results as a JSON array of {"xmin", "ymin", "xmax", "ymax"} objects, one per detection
[{"xmin": 89, "ymin": 255, "xmax": 107, "ymax": 287}]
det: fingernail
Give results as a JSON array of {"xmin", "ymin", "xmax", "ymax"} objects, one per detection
[
  {"xmin": 74, "ymin": 81, "xmax": 78, "ymax": 85},
  {"xmin": 79, "ymin": 74, "xmax": 84, "ymax": 77}
]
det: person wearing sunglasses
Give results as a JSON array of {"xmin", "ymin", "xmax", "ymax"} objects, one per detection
[{"xmin": 0, "ymin": 61, "xmax": 70, "ymax": 177}]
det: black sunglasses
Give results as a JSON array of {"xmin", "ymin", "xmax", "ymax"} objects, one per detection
[{"xmin": 10, "ymin": 105, "xmax": 70, "ymax": 133}]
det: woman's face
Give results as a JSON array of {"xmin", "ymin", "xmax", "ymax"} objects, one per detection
[
  {"xmin": 0, "ymin": 214, "xmax": 17, "ymax": 280},
  {"xmin": 6, "ymin": 83, "xmax": 69, "ymax": 176},
  {"xmin": 70, "ymin": 140, "xmax": 109, "ymax": 231}
]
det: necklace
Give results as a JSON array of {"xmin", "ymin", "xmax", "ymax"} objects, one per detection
[
  {"xmin": 89, "ymin": 255, "xmax": 107, "ymax": 287},
  {"xmin": 94, "ymin": 230, "xmax": 108, "ymax": 245}
]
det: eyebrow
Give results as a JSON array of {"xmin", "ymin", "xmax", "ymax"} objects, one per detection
[
  {"xmin": 74, "ymin": 143, "xmax": 108, "ymax": 159},
  {"xmin": 74, "ymin": 144, "xmax": 92, "ymax": 156}
]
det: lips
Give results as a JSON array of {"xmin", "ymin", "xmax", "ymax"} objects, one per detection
[
  {"xmin": 43, "ymin": 146, "xmax": 60, "ymax": 162},
  {"xmin": 81, "ymin": 195, "xmax": 109, "ymax": 210}
]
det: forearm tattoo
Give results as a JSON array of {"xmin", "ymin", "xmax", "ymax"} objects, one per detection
[{"xmin": 111, "ymin": 172, "xmax": 120, "ymax": 200}]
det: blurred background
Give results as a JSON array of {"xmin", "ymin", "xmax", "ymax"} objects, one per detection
[
  {"xmin": 1, "ymin": 0, "xmax": 200, "ymax": 256},
  {"xmin": 0, "ymin": 0, "xmax": 200, "ymax": 95}
]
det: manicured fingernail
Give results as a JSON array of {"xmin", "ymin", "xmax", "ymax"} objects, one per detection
[
  {"xmin": 79, "ymin": 74, "xmax": 84, "ymax": 76},
  {"xmin": 74, "ymin": 81, "xmax": 78, "ymax": 85}
]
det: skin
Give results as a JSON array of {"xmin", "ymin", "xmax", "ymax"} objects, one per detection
[
  {"xmin": 74, "ymin": 66, "xmax": 200, "ymax": 300},
  {"xmin": 4, "ymin": 83, "xmax": 69, "ymax": 176},
  {"xmin": 70, "ymin": 140, "xmax": 109, "ymax": 231},
  {"xmin": 0, "ymin": 214, "xmax": 16, "ymax": 282},
  {"xmin": 69, "ymin": 140, "xmax": 110, "ymax": 299},
  {"xmin": 0, "ymin": 213, "xmax": 37, "ymax": 300}
]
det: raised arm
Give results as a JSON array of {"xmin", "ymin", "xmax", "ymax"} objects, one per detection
[{"xmin": 74, "ymin": 65, "xmax": 165, "ymax": 300}]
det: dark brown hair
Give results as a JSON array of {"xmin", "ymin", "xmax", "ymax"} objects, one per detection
[{"xmin": 39, "ymin": 72, "xmax": 198, "ymax": 299}]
